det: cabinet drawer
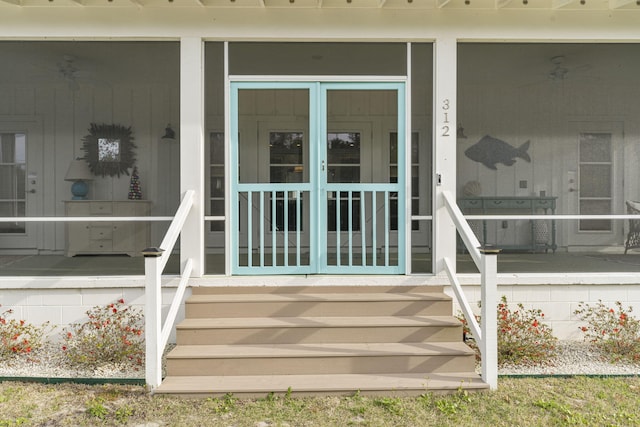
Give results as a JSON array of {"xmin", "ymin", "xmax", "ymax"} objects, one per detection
[
  {"xmin": 88, "ymin": 240, "xmax": 113, "ymax": 252},
  {"xmin": 460, "ymin": 199, "xmax": 482, "ymax": 209},
  {"xmin": 89, "ymin": 226, "xmax": 113, "ymax": 241},
  {"xmin": 533, "ymin": 199, "xmax": 555, "ymax": 209},
  {"xmin": 485, "ymin": 199, "xmax": 532, "ymax": 209},
  {"xmin": 89, "ymin": 202, "xmax": 113, "ymax": 215}
]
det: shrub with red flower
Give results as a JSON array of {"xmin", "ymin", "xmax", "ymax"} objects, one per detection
[
  {"xmin": 457, "ymin": 295, "xmax": 557, "ymax": 366},
  {"xmin": 0, "ymin": 305, "xmax": 52, "ymax": 359},
  {"xmin": 60, "ymin": 299, "xmax": 144, "ymax": 369},
  {"xmin": 574, "ymin": 300, "xmax": 640, "ymax": 363}
]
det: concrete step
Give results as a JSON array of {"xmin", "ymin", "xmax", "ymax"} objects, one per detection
[
  {"xmin": 155, "ymin": 372, "xmax": 488, "ymax": 398},
  {"xmin": 185, "ymin": 292, "xmax": 453, "ymax": 318},
  {"xmin": 176, "ymin": 315, "xmax": 463, "ymax": 345},
  {"xmin": 165, "ymin": 342, "xmax": 476, "ymax": 376}
]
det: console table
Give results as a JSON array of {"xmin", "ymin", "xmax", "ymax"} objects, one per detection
[
  {"xmin": 64, "ymin": 200, "xmax": 151, "ymax": 257},
  {"xmin": 458, "ymin": 196, "xmax": 557, "ymax": 253}
]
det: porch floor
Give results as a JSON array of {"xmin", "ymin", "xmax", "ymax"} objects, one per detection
[{"xmin": 2, "ymin": 251, "xmax": 640, "ymax": 276}]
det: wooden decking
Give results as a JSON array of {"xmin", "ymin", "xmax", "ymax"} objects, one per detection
[{"xmin": 155, "ymin": 286, "xmax": 488, "ymax": 397}]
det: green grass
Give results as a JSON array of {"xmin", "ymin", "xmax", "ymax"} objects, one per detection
[{"xmin": 0, "ymin": 377, "xmax": 639, "ymax": 426}]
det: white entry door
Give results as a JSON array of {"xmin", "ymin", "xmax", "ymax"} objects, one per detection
[
  {"xmin": 0, "ymin": 119, "xmax": 43, "ymax": 251},
  {"xmin": 567, "ymin": 121, "xmax": 624, "ymax": 248}
]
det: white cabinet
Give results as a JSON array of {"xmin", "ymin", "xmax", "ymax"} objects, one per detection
[{"xmin": 64, "ymin": 200, "xmax": 151, "ymax": 257}]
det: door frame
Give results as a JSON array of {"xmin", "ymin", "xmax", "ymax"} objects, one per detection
[{"xmin": 229, "ymin": 79, "xmax": 406, "ymax": 274}]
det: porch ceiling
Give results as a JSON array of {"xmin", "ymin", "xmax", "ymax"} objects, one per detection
[{"xmin": 1, "ymin": 0, "xmax": 638, "ymax": 10}]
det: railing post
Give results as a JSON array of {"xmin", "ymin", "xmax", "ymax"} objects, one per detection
[
  {"xmin": 479, "ymin": 246, "xmax": 499, "ymax": 390},
  {"xmin": 143, "ymin": 247, "xmax": 165, "ymax": 391}
]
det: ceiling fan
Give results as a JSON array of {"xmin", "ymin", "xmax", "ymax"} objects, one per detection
[{"xmin": 548, "ymin": 55, "xmax": 569, "ymax": 81}]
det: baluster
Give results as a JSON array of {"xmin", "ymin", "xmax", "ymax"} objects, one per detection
[
  {"xmin": 272, "ymin": 190, "xmax": 277, "ymax": 267},
  {"xmin": 348, "ymin": 191, "xmax": 353, "ymax": 266},
  {"xmin": 248, "ymin": 191, "xmax": 253, "ymax": 268},
  {"xmin": 284, "ymin": 191, "xmax": 289, "ymax": 267},
  {"xmin": 372, "ymin": 191, "xmax": 377, "ymax": 267},
  {"xmin": 361, "ymin": 190, "xmax": 366, "ymax": 266}
]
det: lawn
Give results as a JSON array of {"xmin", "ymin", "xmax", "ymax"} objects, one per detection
[{"xmin": 1, "ymin": 376, "xmax": 639, "ymax": 426}]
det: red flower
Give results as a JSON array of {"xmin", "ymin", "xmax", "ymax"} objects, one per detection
[
  {"xmin": 118, "ymin": 298, "xmax": 125, "ymax": 304},
  {"xmin": 62, "ymin": 346, "xmax": 67, "ymax": 351},
  {"xmin": 609, "ymin": 309, "xmax": 615, "ymax": 313},
  {"xmin": 19, "ymin": 320, "xmax": 25, "ymax": 326},
  {"xmin": 112, "ymin": 308, "xmax": 117, "ymax": 313},
  {"xmin": 532, "ymin": 320, "xmax": 539, "ymax": 327},
  {"xmin": 580, "ymin": 326, "xmax": 588, "ymax": 332},
  {"xmin": 67, "ymin": 332, "xmax": 73, "ymax": 338}
]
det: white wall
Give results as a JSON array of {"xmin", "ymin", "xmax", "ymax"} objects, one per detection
[
  {"xmin": 448, "ymin": 283, "xmax": 640, "ymax": 340},
  {"xmin": 0, "ymin": 282, "xmax": 188, "ymax": 344}
]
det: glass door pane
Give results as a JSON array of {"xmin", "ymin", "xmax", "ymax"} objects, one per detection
[{"xmin": 0, "ymin": 133, "xmax": 26, "ymax": 234}]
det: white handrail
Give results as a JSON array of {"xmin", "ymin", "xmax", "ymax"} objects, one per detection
[
  {"xmin": 442, "ymin": 190, "xmax": 498, "ymax": 390},
  {"xmin": 156, "ymin": 190, "xmax": 195, "ymax": 272},
  {"xmin": 443, "ymin": 190, "xmax": 482, "ymax": 266},
  {"xmin": 145, "ymin": 190, "xmax": 195, "ymax": 391},
  {"xmin": 160, "ymin": 258, "xmax": 193, "ymax": 351},
  {"xmin": 444, "ymin": 257, "xmax": 482, "ymax": 344}
]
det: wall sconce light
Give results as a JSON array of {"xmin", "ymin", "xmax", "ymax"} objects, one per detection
[
  {"xmin": 161, "ymin": 124, "xmax": 176, "ymax": 140},
  {"xmin": 457, "ymin": 123, "xmax": 468, "ymax": 139},
  {"xmin": 64, "ymin": 158, "xmax": 93, "ymax": 200}
]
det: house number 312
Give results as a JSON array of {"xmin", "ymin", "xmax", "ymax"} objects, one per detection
[{"xmin": 441, "ymin": 98, "xmax": 451, "ymax": 137}]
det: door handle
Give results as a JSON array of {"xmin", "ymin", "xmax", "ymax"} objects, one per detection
[
  {"xmin": 321, "ymin": 160, "xmax": 325, "ymax": 171},
  {"xmin": 26, "ymin": 189, "xmax": 36, "ymax": 194}
]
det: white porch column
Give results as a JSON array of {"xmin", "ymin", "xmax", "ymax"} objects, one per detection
[
  {"xmin": 433, "ymin": 37, "xmax": 457, "ymax": 275},
  {"xmin": 180, "ymin": 37, "xmax": 205, "ymax": 277}
]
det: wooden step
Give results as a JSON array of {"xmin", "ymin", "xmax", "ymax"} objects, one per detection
[
  {"xmin": 176, "ymin": 315, "xmax": 463, "ymax": 345},
  {"xmin": 155, "ymin": 372, "xmax": 489, "ymax": 398},
  {"xmin": 191, "ymin": 285, "xmax": 445, "ymax": 295},
  {"xmin": 160, "ymin": 285, "xmax": 487, "ymax": 396},
  {"xmin": 185, "ymin": 292, "xmax": 452, "ymax": 318},
  {"xmin": 165, "ymin": 342, "xmax": 476, "ymax": 376}
]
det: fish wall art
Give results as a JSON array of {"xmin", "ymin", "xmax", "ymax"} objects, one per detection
[{"xmin": 464, "ymin": 135, "xmax": 531, "ymax": 170}]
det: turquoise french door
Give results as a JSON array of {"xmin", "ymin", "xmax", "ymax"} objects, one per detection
[{"xmin": 230, "ymin": 81, "xmax": 405, "ymax": 275}]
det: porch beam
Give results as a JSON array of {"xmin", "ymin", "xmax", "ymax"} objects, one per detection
[
  {"xmin": 433, "ymin": 37, "xmax": 457, "ymax": 276},
  {"xmin": 180, "ymin": 37, "xmax": 205, "ymax": 277}
]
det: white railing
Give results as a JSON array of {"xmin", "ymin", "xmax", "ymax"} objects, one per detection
[
  {"xmin": 442, "ymin": 190, "xmax": 498, "ymax": 390},
  {"xmin": 144, "ymin": 190, "xmax": 195, "ymax": 390}
]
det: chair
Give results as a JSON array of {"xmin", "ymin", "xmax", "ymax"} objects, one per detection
[{"xmin": 624, "ymin": 201, "xmax": 640, "ymax": 254}]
